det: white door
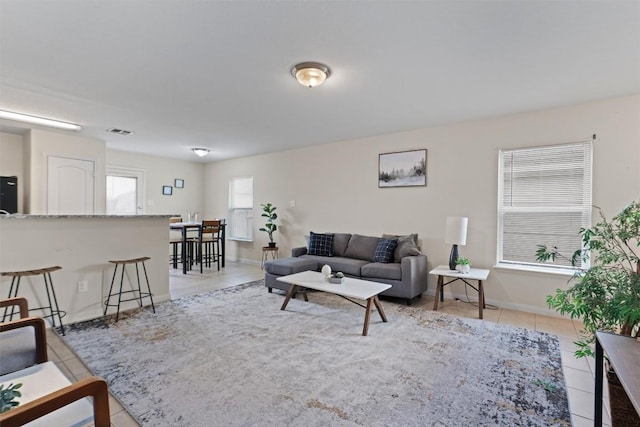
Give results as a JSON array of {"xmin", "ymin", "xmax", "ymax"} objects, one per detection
[
  {"xmin": 47, "ymin": 156, "xmax": 95, "ymax": 214},
  {"xmin": 106, "ymin": 167, "xmax": 144, "ymax": 215}
]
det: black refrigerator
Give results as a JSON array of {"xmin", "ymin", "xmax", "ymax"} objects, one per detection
[{"xmin": 0, "ymin": 176, "xmax": 18, "ymax": 213}]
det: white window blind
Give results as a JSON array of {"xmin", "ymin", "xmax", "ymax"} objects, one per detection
[
  {"xmin": 497, "ymin": 141, "xmax": 592, "ymax": 271},
  {"xmin": 228, "ymin": 177, "xmax": 254, "ymax": 240}
]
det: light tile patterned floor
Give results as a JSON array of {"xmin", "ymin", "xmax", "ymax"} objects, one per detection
[{"xmin": 47, "ymin": 262, "xmax": 610, "ymax": 426}]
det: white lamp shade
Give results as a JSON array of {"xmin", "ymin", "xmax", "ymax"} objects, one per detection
[{"xmin": 445, "ymin": 216, "xmax": 468, "ymax": 245}]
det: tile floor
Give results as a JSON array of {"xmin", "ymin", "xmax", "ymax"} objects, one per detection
[{"xmin": 46, "ymin": 262, "xmax": 610, "ymax": 426}]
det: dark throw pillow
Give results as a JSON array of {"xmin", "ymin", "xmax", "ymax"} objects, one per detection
[
  {"xmin": 308, "ymin": 232, "xmax": 334, "ymax": 257},
  {"xmin": 373, "ymin": 238, "xmax": 398, "ymax": 263}
]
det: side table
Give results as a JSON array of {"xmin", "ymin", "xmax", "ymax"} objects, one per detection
[
  {"xmin": 261, "ymin": 246, "xmax": 279, "ymax": 269},
  {"xmin": 429, "ymin": 264, "xmax": 490, "ymax": 319}
]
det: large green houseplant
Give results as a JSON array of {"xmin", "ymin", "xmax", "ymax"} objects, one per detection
[
  {"xmin": 537, "ymin": 201, "xmax": 639, "ymax": 425},
  {"xmin": 259, "ymin": 203, "xmax": 278, "ymax": 247},
  {"xmin": 537, "ymin": 201, "xmax": 639, "ymax": 357}
]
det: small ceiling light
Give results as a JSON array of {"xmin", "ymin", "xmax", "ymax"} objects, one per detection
[
  {"xmin": 0, "ymin": 109, "xmax": 82, "ymax": 131},
  {"xmin": 191, "ymin": 147, "xmax": 210, "ymax": 157},
  {"xmin": 291, "ymin": 62, "xmax": 331, "ymax": 88}
]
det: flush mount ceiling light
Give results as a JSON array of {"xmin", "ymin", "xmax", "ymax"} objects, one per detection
[
  {"xmin": 290, "ymin": 62, "xmax": 331, "ymax": 88},
  {"xmin": 0, "ymin": 109, "xmax": 82, "ymax": 131},
  {"xmin": 191, "ymin": 147, "xmax": 210, "ymax": 157}
]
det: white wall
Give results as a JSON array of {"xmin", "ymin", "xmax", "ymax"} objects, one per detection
[
  {"xmin": 0, "ymin": 132, "xmax": 25, "ymax": 212},
  {"xmin": 106, "ymin": 149, "xmax": 205, "ymax": 219},
  {"xmin": 204, "ymin": 94, "xmax": 640, "ymax": 314}
]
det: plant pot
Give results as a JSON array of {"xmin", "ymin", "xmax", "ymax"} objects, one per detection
[
  {"xmin": 607, "ymin": 366, "xmax": 640, "ymax": 426},
  {"xmin": 268, "ymin": 242, "xmax": 276, "ymax": 248},
  {"xmin": 456, "ymin": 264, "xmax": 470, "ymax": 274}
]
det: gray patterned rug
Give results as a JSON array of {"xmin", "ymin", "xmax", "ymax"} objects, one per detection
[{"xmin": 62, "ymin": 281, "xmax": 571, "ymax": 426}]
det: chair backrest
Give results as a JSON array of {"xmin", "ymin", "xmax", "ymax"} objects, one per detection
[{"xmin": 201, "ymin": 220, "xmax": 221, "ymax": 239}]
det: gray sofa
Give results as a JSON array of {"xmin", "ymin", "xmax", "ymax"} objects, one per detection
[{"xmin": 264, "ymin": 232, "xmax": 428, "ymax": 304}]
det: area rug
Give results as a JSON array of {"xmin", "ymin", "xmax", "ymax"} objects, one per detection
[{"xmin": 62, "ymin": 281, "xmax": 571, "ymax": 426}]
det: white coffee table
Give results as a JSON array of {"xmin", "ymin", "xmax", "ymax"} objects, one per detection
[
  {"xmin": 277, "ymin": 270, "xmax": 391, "ymax": 336},
  {"xmin": 429, "ymin": 265, "xmax": 490, "ymax": 319}
]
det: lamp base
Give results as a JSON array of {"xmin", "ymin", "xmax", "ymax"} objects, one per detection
[{"xmin": 449, "ymin": 245, "xmax": 459, "ymax": 270}]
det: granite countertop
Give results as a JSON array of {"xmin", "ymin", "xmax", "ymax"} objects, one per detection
[{"xmin": 0, "ymin": 214, "xmax": 176, "ymax": 220}]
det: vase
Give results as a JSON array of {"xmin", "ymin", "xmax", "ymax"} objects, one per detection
[
  {"xmin": 456, "ymin": 264, "xmax": 470, "ymax": 274},
  {"xmin": 321, "ymin": 264, "xmax": 332, "ymax": 279}
]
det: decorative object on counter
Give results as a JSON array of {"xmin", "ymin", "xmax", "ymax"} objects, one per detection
[
  {"xmin": 378, "ymin": 149, "xmax": 427, "ymax": 188},
  {"xmin": 445, "ymin": 216, "xmax": 468, "ymax": 270},
  {"xmin": 321, "ymin": 264, "xmax": 332, "ymax": 279},
  {"xmin": 259, "ymin": 203, "xmax": 278, "ymax": 248},
  {"xmin": 174, "ymin": 179, "xmax": 184, "ymax": 189},
  {"xmin": 328, "ymin": 271, "xmax": 344, "ymax": 284},
  {"xmin": 455, "ymin": 257, "xmax": 471, "ymax": 274},
  {"xmin": 0, "ymin": 382, "xmax": 22, "ymax": 413},
  {"xmin": 162, "ymin": 186, "xmax": 172, "ymax": 196}
]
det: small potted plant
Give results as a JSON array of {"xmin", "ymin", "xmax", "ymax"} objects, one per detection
[
  {"xmin": 259, "ymin": 203, "xmax": 278, "ymax": 248},
  {"xmin": 0, "ymin": 383, "xmax": 22, "ymax": 414},
  {"xmin": 329, "ymin": 271, "xmax": 345, "ymax": 284},
  {"xmin": 455, "ymin": 257, "xmax": 471, "ymax": 273}
]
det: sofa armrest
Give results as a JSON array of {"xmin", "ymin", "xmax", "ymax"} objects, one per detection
[
  {"xmin": 0, "ymin": 376, "xmax": 111, "ymax": 427},
  {"xmin": 400, "ymin": 254, "xmax": 428, "ymax": 292},
  {"xmin": 292, "ymin": 246, "xmax": 308, "ymax": 257},
  {"xmin": 0, "ymin": 317, "xmax": 48, "ymax": 365}
]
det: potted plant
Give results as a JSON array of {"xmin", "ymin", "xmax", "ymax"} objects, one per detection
[
  {"xmin": 259, "ymin": 203, "xmax": 278, "ymax": 248},
  {"xmin": 0, "ymin": 383, "xmax": 22, "ymax": 414},
  {"xmin": 537, "ymin": 201, "xmax": 639, "ymax": 426},
  {"xmin": 455, "ymin": 257, "xmax": 471, "ymax": 274}
]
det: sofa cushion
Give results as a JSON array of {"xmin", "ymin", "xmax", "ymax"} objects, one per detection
[
  {"xmin": 308, "ymin": 232, "xmax": 334, "ymax": 256},
  {"xmin": 373, "ymin": 238, "xmax": 398, "ymax": 263},
  {"xmin": 344, "ymin": 234, "xmax": 380, "ymax": 261},
  {"xmin": 264, "ymin": 257, "xmax": 318, "ymax": 276},
  {"xmin": 300, "ymin": 255, "xmax": 367, "ymax": 276},
  {"xmin": 383, "ymin": 233, "xmax": 422, "ymax": 262},
  {"xmin": 332, "ymin": 233, "xmax": 352, "ymax": 257},
  {"xmin": 361, "ymin": 263, "xmax": 402, "ymax": 281}
]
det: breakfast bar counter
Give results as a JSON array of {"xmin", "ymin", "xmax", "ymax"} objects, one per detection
[{"xmin": 0, "ymin": 214, "xmax": 172, "ymax": 324}]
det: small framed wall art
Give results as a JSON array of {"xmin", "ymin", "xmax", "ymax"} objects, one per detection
[
  {"xmin": 162, "ymin": 185, "xmax": 173, "ymax": 196},
  {"xmin": 378, "ymin": 149, "xmax": 427, "ymax": 188},
  {"xmin": 175, "ymin": 179, "xmax": 184, "ymax": 188}
]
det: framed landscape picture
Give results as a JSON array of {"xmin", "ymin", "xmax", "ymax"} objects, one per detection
[
  {"xmin": 162, "ymin": 185, "xmax": 173, "ymax": 195},
  {"xmin": 378, "ymin": 149, "xmax": 427, "ymax": 188},
  {"xmin": 175, "ymin": 178, "xmax": 184, "ymax": 188}
]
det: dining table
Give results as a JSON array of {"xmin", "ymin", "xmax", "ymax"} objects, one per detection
[{"xmin": 170, "ymin": 220, "xmax": 226, "ymax": 274}]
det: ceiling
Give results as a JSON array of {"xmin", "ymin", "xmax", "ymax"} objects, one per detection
[{"xmin": 1, "ymin": 1, "xmax": 638, "ymax": 163}]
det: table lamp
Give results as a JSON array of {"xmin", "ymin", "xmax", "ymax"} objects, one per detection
[{"xmin": 445, "ymin": 216, "xmax": 468, "ymax": 270}]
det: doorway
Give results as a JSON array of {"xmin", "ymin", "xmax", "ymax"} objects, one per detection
[{"xmin": 106, "ymin": 167, "xmax": 145, "ymax": 215}]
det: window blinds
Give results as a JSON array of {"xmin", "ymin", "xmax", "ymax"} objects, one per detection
[{"xmin": 497, "ymin": 141, "xmax": 592, "ymax": 270}]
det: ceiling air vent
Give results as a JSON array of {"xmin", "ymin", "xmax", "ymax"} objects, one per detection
[{"xmin": 107, "ymin": 128, "xmax": 134, "ymax": 136}]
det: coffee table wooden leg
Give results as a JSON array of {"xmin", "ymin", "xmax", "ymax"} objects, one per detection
[
  {"xmin": 373, "ymin": 296, "xmax": 387, "ymax": 322},
  {"xmin": 362, "ymin": 297, "xmax": 374, "ymax": 336},
  {"xmin": 281, "ymin": 284, "xmax": 299, "ymax": 311},
  {"xmin": 433, "ymin": 275, "xmax": 443, "ymax": 311},
  {"xmin": 478, "ymin": 280, "xmax": 484, "ymax": 319}
]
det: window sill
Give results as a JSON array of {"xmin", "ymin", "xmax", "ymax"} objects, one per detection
[{"xmin": 493, "ymin": 263, "xmax": 581, "ymax": 277}]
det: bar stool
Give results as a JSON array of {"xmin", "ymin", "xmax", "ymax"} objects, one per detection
[
  {"xmin": 1, "ymin": 266, "xmax": 66, "ymax": 335},
  {"xmin": 104, "ymin": 257, "xmax": 155, "ymax": 322}
]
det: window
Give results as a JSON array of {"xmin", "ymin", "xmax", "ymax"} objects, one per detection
[
  {"xmin": 228, "ymin": 176, "xmax": 253, "ymax": 240},
  {"xmin": 106, "ymin": 167, "xmax": 145, "ymax": 215},
  {"xmin": 497, "ymin": 141, "xmax": 592, "ymax": 272}
]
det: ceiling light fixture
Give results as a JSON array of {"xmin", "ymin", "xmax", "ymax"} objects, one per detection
[
  {"xmin": 291, "ymin": 62, "xmax": 331, "ymax": 88},
  {"xmin": 191, "ymin": 147, "xmax": 210, "ymax": 157},
  {"xmin": 0, "ymin": 109, "xmax": 82, "ymax": 131}
]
